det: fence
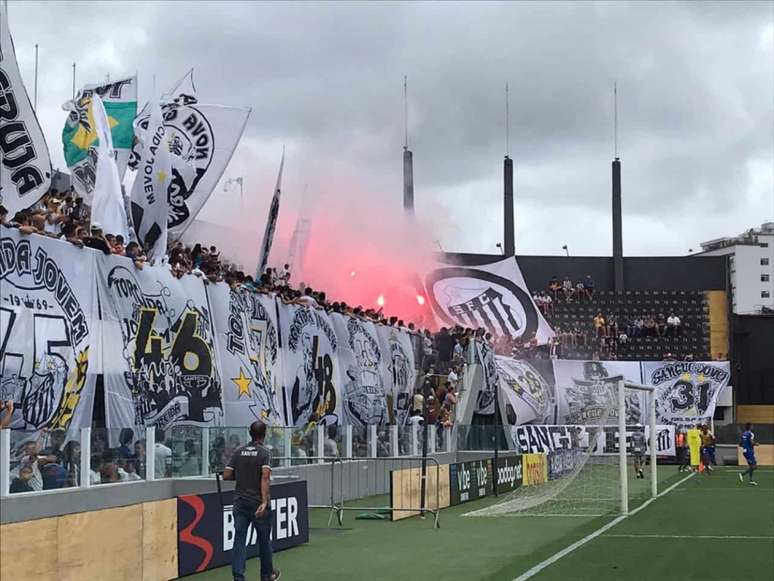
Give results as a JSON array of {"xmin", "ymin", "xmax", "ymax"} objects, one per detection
[{"xmin": 0, "ymin": 424, "xmax": 456, "ymax": 498}]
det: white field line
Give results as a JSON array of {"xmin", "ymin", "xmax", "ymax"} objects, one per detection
[
  {"xmin": 603, "ymin": 534, "xmax": 774, "ymax": 540},
  {"xmin": 512, "ymin": 473, "xmax": 694, "ymax": 581}
]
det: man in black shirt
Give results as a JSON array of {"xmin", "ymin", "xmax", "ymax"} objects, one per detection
[{"xmin": 223, "ymin": 421, "xmax": 280, "ymax": 581}]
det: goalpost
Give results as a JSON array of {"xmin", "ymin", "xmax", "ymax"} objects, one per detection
[
  {"xmin": 618, "ymin": 379, "xmax": 657, "ymax": 515},
  {"xmin": 465, "ymin": 379, "xmax": 659, "ymax": 519}
]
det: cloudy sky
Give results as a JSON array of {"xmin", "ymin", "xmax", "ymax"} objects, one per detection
[{"xmin": 8, "ymin": 0, "xmax": 774, "ymax": 257}]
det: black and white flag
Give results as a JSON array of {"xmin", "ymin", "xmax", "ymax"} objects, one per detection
[
  {"xmin": 129, "ymin": 71, "xmax": 251, "ymax": 241},
  {"xmin": 424, "ymin": 257, "xmax": 554, "ymax": 344},
  {"xmin": 256, "ymin": 149, "xmax": 284, "ymax": 278},
  {"xmin": 130, "ymin": 100, "xmax": 172, "ymax": 259},
  {"xmin": 0, "ymin": 3, "xmax": 52, "ymax": 215}
]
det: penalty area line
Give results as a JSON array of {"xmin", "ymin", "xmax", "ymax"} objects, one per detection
[{"xmin": 512, "ymin": 473, "xmax": 694, "ymax": 581}]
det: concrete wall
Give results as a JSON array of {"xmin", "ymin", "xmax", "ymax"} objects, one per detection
[
  {"xmin": 444, "ymin": 252, "xmax": 728, "ymax": 292},
  {"xmin": 0, "ymin": 453, "xmax": 461, "ymax": 525}
]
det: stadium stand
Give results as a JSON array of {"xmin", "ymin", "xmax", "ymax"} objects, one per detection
[{"xmin": 545, "ymin": 289, "xmax": 712, "ymax": 361}]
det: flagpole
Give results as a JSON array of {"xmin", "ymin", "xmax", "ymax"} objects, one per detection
[
  {"xmin": 72, "ymin": 63, "xmax": 76, "ymax": 99},
  {"xmin": 33, "ymin": 43, "xmax": 39, "ymax": 110}
]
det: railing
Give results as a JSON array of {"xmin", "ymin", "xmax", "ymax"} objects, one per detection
[{"xmin": 0, "ymin": 424, "xmax": 457, "ymax": 498}]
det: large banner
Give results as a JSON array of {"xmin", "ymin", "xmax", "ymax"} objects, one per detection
[
  {"xmin": 0, "ymin": 4, "xmax": 52, "ymax": 215},
  {"xmin": 642, "ymin": 361, "xmax": 731, "ymax": 426},
  {"xmin": 512, "ymin": 424, "xmax": 676, "ymax": 457},
  {"xmin": 330, "ymin": 313, "xmax": 389, "ymax": 426},
  {"xmin": 424, "ymin": 257, "xmax": 554, "ymax": 345},
  {"xmin": 279, "ymin": 303, "xmax": 341, "ymax": 427},
  {"xmin": 209, "ymin": 285, "xmax": 283, "ymax": 427},
  {"xmin": 97, "ymin": 257, "xmax": 224, "ymax": 429},
  {"xmin": 62, "ymin": 76, "xmax": 137, "ymax": 198},
  {"xmin": 177, "ymin": 479, "xmax": 309, "ymax": 577},
  {"xmin": 497, "ymin": 357, "xmax": 556, "ymax": 425},
  {"xmin": 553, "ymin": 360, "xmax": 644, "ymax": 425},
  {"xmin": 129, "ymin": 80, "xmax": 251, "ymax": 240},
  {"xmin": 0, "ymin": 228, "xmax": 96, "ymax": 435},
  {"xmin": 375, "ymin": 324, "xmax": 416, "ymax": 426}
]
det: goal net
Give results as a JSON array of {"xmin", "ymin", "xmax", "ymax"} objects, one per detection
[{"xmin": 465, "ymin": 380, "xmax": 657, "ymax": 518}]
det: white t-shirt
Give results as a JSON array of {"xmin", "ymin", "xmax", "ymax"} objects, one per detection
[
  {"xmin": 154, "ymin": 443, "xmax": 172, "ymax": 478},
  {"xmin": 412, "ymin": 393, "xmax": 425, "ymax": 413},
  {"xmin": 667, "ymin": 316, "xmax": 680, "ymax": 326},
  {"xmin": 447, "ymin": 370, "xmax": 459, "ymax": 389},
  {"xmin": 406, "ymin": 414, "xmax": 423, "ymax": 427}
]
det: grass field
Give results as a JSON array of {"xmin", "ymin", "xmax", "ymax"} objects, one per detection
[{"xmin": 190, "ymin": 467, "xmax": 774, "ymax": 581}]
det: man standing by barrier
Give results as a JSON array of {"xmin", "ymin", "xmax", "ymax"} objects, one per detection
[{"xmin": 223, "ymin": 421, "xmax": 281, "ymax": 581}]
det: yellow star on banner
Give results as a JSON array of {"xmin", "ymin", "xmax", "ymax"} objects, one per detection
[
  {"xmin": 157, "ymin": 169, "xmax": 168, "ymax": 183},
  {"xmin": 231, "ymin": 368, "xmax": 252, "ymax": 398},
  {"xmin": 697, "ymin": 373, "xmax": 705, "ymax": 382},
  {"xmin": 70, "ymin": 99, "xmax": 119, "ymax": 151},
  {"xmin": 681, "ymin": 372, "xmax": 691, "ymax": 381}
]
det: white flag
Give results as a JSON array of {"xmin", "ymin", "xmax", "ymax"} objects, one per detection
[
  {"xmin": 257, "ymin": 149, "xmax": 284, "ymax": 278},
  {"xmin": 130, "ymin": 101, "xmax": 171, "ymax": 259},
  {"xmin": 424, "ymin": 256, "xmax": 555, "ymax": 345},
  {"xmin": 0, "ymin": 2, "xmax": 52, "ymax": 215},
  {"xmin": 129, "ymin": 71, "xmax": 251, "ymax": 240},
  {"xmin": 90, "ymin": 95, "xmax": 129, "ymax": 239}
]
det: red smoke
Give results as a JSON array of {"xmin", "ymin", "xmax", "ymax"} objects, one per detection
[{"xmin": 290, "ymin": 188, "xmax": 438, "ymax": 327}]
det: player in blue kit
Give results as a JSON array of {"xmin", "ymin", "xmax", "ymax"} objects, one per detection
[{"xmin": 738, "ymin": 423, "xmax": 758, "ymax": 486}]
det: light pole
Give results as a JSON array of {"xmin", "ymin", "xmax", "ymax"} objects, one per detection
[
  {"xmin": 562, "ymin": 244, "xmax": 570, "ymax": 257},
  {"xmin": 496, "ymin": 243, "xmax": 504, "ymax": 255}
]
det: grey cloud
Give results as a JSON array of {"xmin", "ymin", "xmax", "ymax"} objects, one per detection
[{"xmin": 9, "ymin": 0, "xmax": 773, "ymax": 256}]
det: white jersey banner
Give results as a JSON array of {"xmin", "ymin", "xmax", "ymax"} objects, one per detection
[
  {"xmin": 375, "ymin": 324, "xmax": 416, "ymax": 426},
  {"xmin": 641, "ymin": 361, "xmax": 730, "ymax": 426},
  {"xmin": 553, "ymin": 360, "xmax": 644, "ymax": 425},
  {"xmin": 330, "ymin": 313, "xmax": 388, "ymax": 426},
  {"xmin": 97, "ymin": 257, "xmax": 224, "ymax": 429},
  {"xmin": 209, "ymin": 285, "xmax": 283, "ymax": 427},
  {"xmin": 129, "ymin": 82, "xmax": 250, "ymax": 241},
  {"xmin": 424, "ymin": 257, "xmax": 554, "ymax": 345},
  {"xmin": 280, "ymin": 303, "xmax": 341, "ymax": 427},
  {"xmin": 0, "ymin": 227, "xmax": 96, "ymax": 437},
  {"xmin": 0, "ymin": 5, "xmax": 52, "ymax": 215}
]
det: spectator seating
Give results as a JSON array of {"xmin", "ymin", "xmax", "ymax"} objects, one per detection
[{"xmin": 545, "ymin": 289, "xmax": 711, "ymax": 361}]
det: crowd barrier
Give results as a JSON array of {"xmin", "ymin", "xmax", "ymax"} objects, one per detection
[{"xmin": 0, "ymin": 424, "xmax": 458, "ymax": 497}]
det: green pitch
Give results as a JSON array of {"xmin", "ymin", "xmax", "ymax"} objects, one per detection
[{"xmin": 189, "ymin": 467, "xmax": 773, "ymax": 581}]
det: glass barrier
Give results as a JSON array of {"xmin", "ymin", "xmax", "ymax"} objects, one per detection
[
  {"xmin": 351, "ymin": 425, "xmax": 369, "ymax": 458},
  {"xmin": 321, "ymin": 424, "xmax": 344, "ymax": 459},
  {"xmin": 166, "ymin": 425, "xmax": 204, "ymax": 478},
  {"xmin": 376, "ymin": 426, "xmax": 391, "ymax": 457},
  {"xmin": 1, "ymin": 422, "xmax": 492, "ymax": 497},
  {"xmin": 7, "ymin": 429, "xmax": 80, "ymax": 493},
  {"xmin": 90, "ymin": 427, "xmax": 147, "ymax": 485},
  {"xmin": 289, "ymin": 425, "xmax": 316, "ymax": 464}
]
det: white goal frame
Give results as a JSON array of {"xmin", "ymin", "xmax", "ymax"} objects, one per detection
[{"xmin": 618, "ymin": 380, "xmax": 657, "ymax": 515}]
